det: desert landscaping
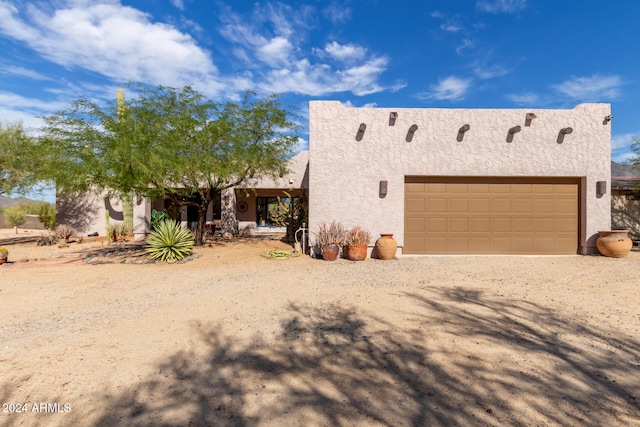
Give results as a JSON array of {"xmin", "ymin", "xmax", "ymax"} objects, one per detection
[{"xmin": 1, "ymin": 232, "xmax": 639, "ymax": 426}]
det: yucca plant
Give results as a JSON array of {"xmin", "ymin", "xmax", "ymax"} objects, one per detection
[{"xmin": 145, "ymin": 219, "xmax": 195, "ymax": 262}]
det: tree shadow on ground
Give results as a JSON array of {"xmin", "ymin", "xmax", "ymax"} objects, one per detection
[{"xmin": 90, "ymin": 289, "xmax": 640, "ymax": 426}]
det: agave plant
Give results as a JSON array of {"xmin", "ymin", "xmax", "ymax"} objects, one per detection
[{"xmin": 145, "ymin": 219, "xmax": 195, "ymax": 262}]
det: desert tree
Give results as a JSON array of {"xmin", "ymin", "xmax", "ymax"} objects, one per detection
[
  {"xmin": 40, "ymin": 84, "xmax": 300, "ymax": 245},
  {"xmin": 0, "ymin": 121, "xmax": 42, "ymax": 196}
]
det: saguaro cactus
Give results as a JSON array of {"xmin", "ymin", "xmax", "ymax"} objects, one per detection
[{"xmin": 117, "ymin": 89, "xmax": 134, "ymax": 238}]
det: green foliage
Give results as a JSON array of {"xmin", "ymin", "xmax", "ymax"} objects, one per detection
[
  {"xmin": 40, "ymin": 84, "xmax": 300, "ymax": 246},
  {"xmin": 145, "ymin": 219, "xmax": 195, "ymax": 262},
  {"xmin": 150, "ymin": 209, "xmax": 170, "ymax": 231},
  {"xmin": 3, "ymin": 205, "xmax": 26, "ymax": 228},
  {"xmin": 0, "ymin": 246, "xmax": 8, "ymax": 261},
  {"xmin": 0, "ymin": 121, "xmax": 42, "ymax": 196},
  {"xmin": 37, "ymin": 203, "xmax": 56, "ymax": 229}
]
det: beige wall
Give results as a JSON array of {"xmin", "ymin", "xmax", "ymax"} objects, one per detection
[
  {"xmin": 57, "ymin": 191, "xmax": 151, "ymax": 239},
  {"xmin": 309, "ymin": 101, "xmax": 612, "ymax": 255}
]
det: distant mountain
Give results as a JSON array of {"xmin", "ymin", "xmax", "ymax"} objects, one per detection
[
  {"xmin": 612, "ymin": 161, "xmax": 640, "ymax": 178},
  {"xmin": 0, "ymin": 195, "xmax": 44, "ymax": 209}
]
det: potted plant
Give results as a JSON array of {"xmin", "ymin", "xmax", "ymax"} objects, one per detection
[
  {"xmin": 346, "ymin": 226, "xmax": 371, "ymax": 261},
  {"xmin": 316, "ymin": 221, "xmax": 346, "ymax": 261},
  {"xmin": 0, "ymin": 247, "xmax": 8, "ymax": 265}
]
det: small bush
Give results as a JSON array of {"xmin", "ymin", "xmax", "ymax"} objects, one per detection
[
  {"xmin": 54, "ymin": 224, "xmax": 76, "ymax": 241},
  {"xmin": 4, "ymin": 205, "xmax": 26, "ymax": 229},
  {"xmin": 346, "ymin": 226, "xmax": 371, "ymax": 246},
  {"xmin": 145, "ymin": 219, "xmax": 195, "ymax": 262},
  {"xmin": 37, "ymin": 203, "xmax": 56, "ymax": 230},
  {"xmin": 150, "ymin": 209, "xmax": 170, "ymax": 231},
  {"xmin": 0, "ymin": 246, "xmax": 8, "ymax": 261}
]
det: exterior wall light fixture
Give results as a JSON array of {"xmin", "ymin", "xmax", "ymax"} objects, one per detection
[
  {"xmin": 596, "ymin": 181, "xmax": 607, "ymax": 197},
  {"xmin": 379, "ymin": 180, "xmax": 388, "ymax": 198},
  {"xmin": 604, "ymin": 114, "xmax": 613, "ymax": 124}
]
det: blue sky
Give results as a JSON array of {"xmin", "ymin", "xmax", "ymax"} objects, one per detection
[{"xmin": 1, "ymin": 0, "xmax": 638, "ymax": 201}]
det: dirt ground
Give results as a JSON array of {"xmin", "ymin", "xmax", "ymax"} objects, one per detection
[{"xmin": 0, "ymin": 233, "xmax": 639, "ymax": 426}]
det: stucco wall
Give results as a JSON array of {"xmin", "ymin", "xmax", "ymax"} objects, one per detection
[
  {"xmin": 309, "ymin": 101, "xmax": 612, "ymax": 255},
  {"xmin": 57, "ymin": 191, "xmax": 151, "ymax": 239}
]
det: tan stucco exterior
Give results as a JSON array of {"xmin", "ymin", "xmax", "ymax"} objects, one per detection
[{"xmin": 309, "ymin": 101, "xmax": 612, "ymax": 255}]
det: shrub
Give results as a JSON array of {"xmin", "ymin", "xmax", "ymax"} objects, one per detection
[
  {"xmin": 150, "ymin": 209, "xmax": 170, "ymax": 231},
  {"xmin": 0, "ymin": 246, "xmax": 8, "ymax": 261},
  {"xmin": 37, "ymin": 203, "xmax": 56, "ymax": 230},
  {"xmin": 346, "ymin": 226, "xmax": 371, "ymax": 246},
  {"xmin": 54, "ymin": 224, "xmax": 76, "ymax": 241},
  {"xmin": 145, "ymin": 219, "xmax": 195, "ymax": 262},
  {"xmin": 4, "ymin": 205, "xmax": 26, "ymax": 230},
  {"xmin": 316, "ymin": 221, "xmax": 346, "ymax": 248}
]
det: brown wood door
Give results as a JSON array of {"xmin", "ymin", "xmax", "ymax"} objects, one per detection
[{"xmin": 404, "ymin": 177, "xmax": 579, "ymax": 254}]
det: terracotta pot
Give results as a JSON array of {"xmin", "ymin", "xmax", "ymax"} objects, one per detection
[
  {"xmin": 347, "ymin": 244, "xmax": 368, "ymax": 261},
  {"xmin": 322, "ymin": 246, "xmax": 339, "ymax": 261},
  {"xmin": 375, "ymin": 234, "xmax": 397, "ymax": 260},
  {"xmin": 596, "ymin": 230, "xmax": 633, "ymax": 258},
  {"xmin": 0, "ymin": 259, "xmax": 6, "ymax": 266}
]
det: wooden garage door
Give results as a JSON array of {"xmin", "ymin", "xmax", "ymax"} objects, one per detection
[{"xmin": 404, "ymin": 177, "xmax": 579, "ymax": 254}]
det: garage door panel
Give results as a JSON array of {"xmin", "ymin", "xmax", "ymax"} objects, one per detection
[
  {"xmin": 470, "ymin": 218, "xmax": 491, "ymax": 232},
  {"xmin": 449, "ymin": 218, "xmax": 469, "ymax": 232},
  {"xmin": 492, "ymin": 217, "xmax": 513, "ymax": 232},
  {"xmin": 406, "ymin": 198, "xmax": 426, "ymax": 212},
  {"xmin": 404, "ymin": 178, "xmax": 578, "ymax": 254},
  {"xmin": 428, "ymin": 198, "xmax": 448, "ymax": 212},
  {"xmin": 493, "ymin": 199, "xmax": 512, "ymax": 212}
]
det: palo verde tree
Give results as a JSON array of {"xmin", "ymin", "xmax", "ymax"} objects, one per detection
[
  {"xmin": 0, "ymin": 121, "xmax": 41, "ymax": 196},
  {"xmin": 40, "ymin": 84, "xmax": 300, "ymax": 245}
]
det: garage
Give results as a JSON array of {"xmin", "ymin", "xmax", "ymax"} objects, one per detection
[{"xmin": 404, "ymin": 177, "xmax": 580, "ymax": 255}]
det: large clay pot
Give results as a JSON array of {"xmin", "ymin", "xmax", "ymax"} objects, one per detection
[
  {"xmin": 375, "ymin": 234, "xmax": 397, "ymax": 260},
  {"xmin": 322, "ymin": 246, "xmax": 339, "ymax": 261},
  {"xmin": 596, "ymin": 230, "xmax": 633, "ymax": 258},
  {"xmin": 347, "ymin": 244, "xmax": 368, "ymax": 261}
]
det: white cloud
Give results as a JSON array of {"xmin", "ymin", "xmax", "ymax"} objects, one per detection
[
  {"xmin": 170, "ymin": 0, "xmax": 184, "ymax": 11},
  {"xmin": 322, "ymin": 3, "xmax": 351, "ymax": 25},
  {"xmin": 258, "ymin": 36, "xmax": 294, "ymax": 67},
  {"xmin": 505, "ymin": 92, "xmax": 540, "ymax": 104},
  {"xmin": 612, "ymin": 133, "xmax": 637, "ymax": 152},
  {"xmin": 552, "ymin": 75, "xmax": 622, "ymax": 101},
  {"xmin": 322, "ymin": 41, "xmax": 367, "ymax": 62},
  {"xmin": 0, "ymin": 65, "xmax": 51, "ymax": 80},
  {"xmin": 477, "ymin": 0, "xmax": 527, "ymax": 13},
  {"xmin": 0, "ymin": 1, "xmax": 221, "ymax": 92},
  {"xmin": 0, "ymin": 91, "xmax": 68, "ymax": 129},
  {"xmin": 441, "ymin": 20, "xmax": 462, "ymax": 32},
  {"xmin": 421, "ymin": 76, "xmax": 472, "ymax": 101},
  {"xmin": 474, "ymin": 63, "xmax": 511, "ymax": 79},
  {"xmin": 456, "ymin": 39, "xmax": 474, "ymax": 55},
  {"xmin": 219, "ymin": 6, "xmax": 394, "ymax": 97}
]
